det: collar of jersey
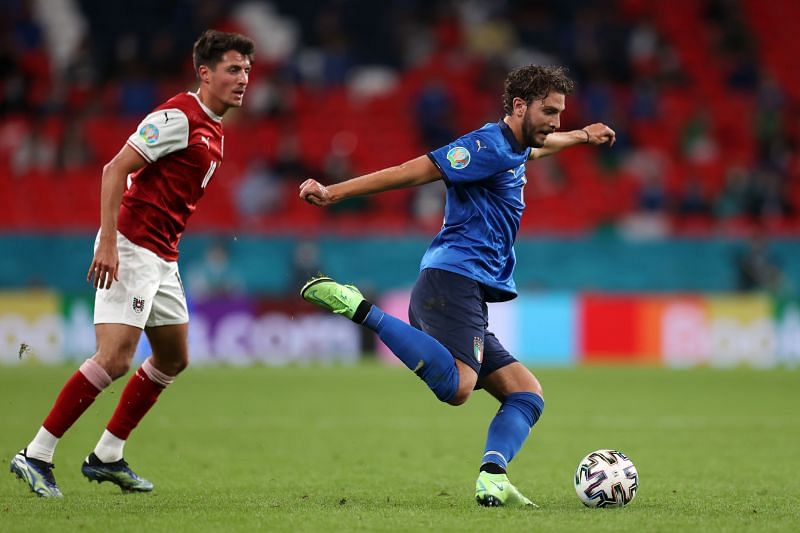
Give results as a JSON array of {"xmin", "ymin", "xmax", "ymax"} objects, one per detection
[
  {"xmin": 497, "ymin": 119, "xmax": 526, "ymax": 154},
  {"xmin": 188, "ymin": 92, "xmax": 223, "ymax": 122}
]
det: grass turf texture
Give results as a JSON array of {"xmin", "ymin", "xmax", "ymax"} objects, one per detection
[{"xmin": 1, "ymin": 364, "xmax": 798, "ymax": 532}]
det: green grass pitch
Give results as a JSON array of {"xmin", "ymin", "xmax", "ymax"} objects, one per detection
[{"xmin": 1, "ymin": 363, "xmax": 798, "ymax": 532}]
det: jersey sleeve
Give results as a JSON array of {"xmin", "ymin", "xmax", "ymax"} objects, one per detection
[
  {"xmin": 428, "ymin": 131, "xmax": 519, "ymax": 185},
  {"xmin": 126, "ymin": 108, "xmax": 189, "ymax": 163}
]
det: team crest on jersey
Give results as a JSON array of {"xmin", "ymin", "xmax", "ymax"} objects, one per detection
[
  {"xmin": 447, "ymin": 146, "xmax": 471, "ymax": 169},
  {"xmin": 473, "ymin": 336, "xmax": 484, "ymax": 363},
  {"xmin": 139, "ymin": 124, "xmax": 159, "ymax": 145},
  {"xmin": 132, "ymin": 297, "xmax": 146, "ymax": 314}
]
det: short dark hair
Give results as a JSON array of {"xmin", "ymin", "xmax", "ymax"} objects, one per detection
[
  {"xmin": 192, "ymin": 29, "xmax": 255, "ymax": 74},
  {"xmin": 502, "ymin": 65, "xmax": 575, "ymax": 115}
]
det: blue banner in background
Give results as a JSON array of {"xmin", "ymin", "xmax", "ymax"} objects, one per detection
[{"xmin": 516, "ymin": 293, "xmax": 578, "ymax": 365}]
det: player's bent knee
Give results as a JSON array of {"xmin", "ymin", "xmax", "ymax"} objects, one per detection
[
  {"xmin": 516, "ymin": 366, "xmax": 543, "ymax": 398},
  {"xmin": 442, "ymin": 359, "xmax": 476, "ymax": 405},
  {"xmin": 158, "ymin": 359, "xmax": 188, "ymax": 377},
  {"xmin": 446, "ymin": 388, "xmax": 472, "ymax": 406},
  {"xmin": 445, "ymin": 378, "xmax": 475, "ymax": 406},
  {"xmin": 529, "ymin": 374, "xmax": 543, "ymax": 399},
  {"xmin": 173, "ymin": 356, "xmax": 189, "ymax": 375},
  {"xmin": 152, "ymin": 354, "xmax": 189, "ymax": 376},
  {"xmin": 95, "ymin": 357, "xmax": 130, "ymax": 380},
  {"xmin": 94, "ymin": 339, "xmax": 139, "ymax": 379}
]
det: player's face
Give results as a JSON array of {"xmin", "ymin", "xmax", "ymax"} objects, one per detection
[
  {"xmin": 521, "ymin": 92, "xmax": 565, "ymax": 148},
  {"xmin": 205, "ymin": 51, "xmax": 251, "ymax": 111}
]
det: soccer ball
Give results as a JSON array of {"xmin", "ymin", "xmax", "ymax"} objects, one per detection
[{"xmin": 574, "ymin": 449, "xmax": 638, "ymax": 508}]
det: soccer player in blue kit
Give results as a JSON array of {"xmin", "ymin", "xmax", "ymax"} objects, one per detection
[{"xmin": 299, "ymin": 65, "xmax": 615, "ymax": 506}]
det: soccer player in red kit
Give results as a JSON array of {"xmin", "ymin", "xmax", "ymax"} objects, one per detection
[{"xmin": 9, "ymin": 30, "xmax": 254, "ymax": 497}]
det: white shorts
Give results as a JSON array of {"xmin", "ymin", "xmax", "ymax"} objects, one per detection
[{"xmin": 94, "ymin": 231, "xmax": 189, "ymax": 329}]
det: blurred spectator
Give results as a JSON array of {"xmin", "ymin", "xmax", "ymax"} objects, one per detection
[
  {"xmin": 654, "ymin": 43, "xmax": 686, "ymax": 86},
  {"xmin": 56, "ymin": 114, "xmax": 93, "ymax": 170},
  {"xmin": 705, "ymin": 0, "xmax": 759, "ymax": 91},
  {"xmin": 464, "ymin": 11, "xmax": 516, "ymax": 61},
  {"xmin": 581, "ymin": 75, "xmax": 615, "ymax": 124},
  {"xmin": 754, "ymin": 74, "xmax": 786, "ymax": 165},
  {"xmin": 735, "ymin": 236, "xmax": 784, "ymax": 293},
  {"xmin": 235, "ymin": 158, "xmax": 283, "ymax": 221},
  {"xmin": 627, "ymin": 17, "xmax": 660, "ymax": 77},
  {"xmin": 290, "ymin": 240, "xmax": 322, "ymax": 289},
  {"xmin": 252, "ymin": 73, "xmax": 298, "ymax": 119},
  {"xmin": 10, "ymin": 0, "xmax": 44, "ymax": 53},
  {"xmin": 677, "ymin": 175, "xmax": 711, "ymax": 217},
  {"xmin": 636, "ymin": 171, "xmax": 667, "ymax": 214},
  {"xmin": 12, "ymin": 119, "xmax": 56, "ymax": 175},
  {"xmin": 273, "ymin": 132, "xmax": 310, "ymax": 181},
  {"xmin": 725, "ymin": 50, "xmax": 759, "ymax": 92},
  {"xmin": 147, "ymin": 30, "xmax": 180, "ymax": 80},
  {"xmin": 118, "ymin": 59, "xmax": 157, "ymax": 116},
  {"xmin": 415, "ymin": 79, "xmax": 455, "ymax": 150},
  {"xmin": 4, "ymin": 0, "xmax": 50, "ymax": 113},
  {"xmin": 313, "ymin": 5, "xmax": 355, "ymax": 86},
  {"xmin": 392, "ymin": 7, "xmax": 435, "ymax": 67},
  {"xmin": 61, "ymin": 36, "xmax": 99, "ymax": 114},
  {"xmin": 623, "ymin": 147, "xmax": 669, "ymax": 195},
  {"xmin": 412, "ymin": 181, "xmax": 445, "ymax": 230},
  {"xmin": 186, "ymin": 241, "xmax": 244, "ymax": 299},
  {"xmin": 0, "ymin": 33, "xmax": 24, "ymax": 113},
  {"xmin": 715, "ymin": 166, "xmax": 752, "ymax": 220},
  {"xmin": 629, "ymin": 77, "xmax": 659, "ymax": 121},
  {"xmin": 516, "ymin": 3, "xmax": 560, "ymax": 58},
  {"xmin": 622, "ymin": 146, "xmax": 671, "ymax": 238},
  {"xmin": 680, "ymin": 110, "xmax": 720, "ymax": 164},
  {"xmin": 324, "ymin": 130, "xmax": 367, "ymax": 213},
  {"xmin": 748, "ymin": 168, "xmax": 793, "ymax": 222}
]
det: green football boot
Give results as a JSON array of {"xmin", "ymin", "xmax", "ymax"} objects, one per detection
[
  {"xmin": 475, "ymin": 471, "xmax": 537, "ymax": 507},
  {"xmin": 81, "ymin": 453, "xmax": 153, "ymax": 493},
  {"xmin": 300, "ymin": 276, "xmax": 365, "ymax": 320}
]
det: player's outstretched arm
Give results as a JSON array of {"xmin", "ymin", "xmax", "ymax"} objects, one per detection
[
  {"xmin": 87, "ymin": 145, "xmax": 147, "ymax": 289},
  {"xmin": 299, "ymin": 155, "xmax": 442, "ymax": 207},
  {"xmin": 530, "ymin": 122, "xmax": 616, "ymax": 160}
]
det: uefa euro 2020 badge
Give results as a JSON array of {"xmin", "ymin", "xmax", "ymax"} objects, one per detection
[
  {"xmin": 447, "ymin": 146, "xmax": 471, "ymax": 169},
  {"xmin": 139, "ymin": 124, "xmax": 159, "ymax": 145}
]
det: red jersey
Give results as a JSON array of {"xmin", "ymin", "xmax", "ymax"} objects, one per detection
[{"xmin": 119, "ymin": 92, "xmax": 224, "ymax": 261}]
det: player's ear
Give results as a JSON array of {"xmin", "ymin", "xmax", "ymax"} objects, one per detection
[
  {"xmin": 198, "ymin": 64, "xmax": 210, "ymax": 83},
  {"xmin": 513, "ymin": 97, "xmax": 527, "ymax": 118}
]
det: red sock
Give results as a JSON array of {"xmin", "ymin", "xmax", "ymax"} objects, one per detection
[
  {"xmin": 105, "ymin": 366, "xmax": 166, "ymax": 440},
  {"xmin": 42, "ymin": 359, "xmax": 111, "ymax": 437}
]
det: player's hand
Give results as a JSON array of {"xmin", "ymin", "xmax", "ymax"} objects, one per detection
[
  {"xmin": 582, "ymin": 123, "xmax": 616, "ymax": 147},
  {"xmin": 87, "ymin": 239, "xmax": 119, "ymax": 289},
  {"xmin": 299, "ymin": 179, "xmax": 333, "ymax": 207}
]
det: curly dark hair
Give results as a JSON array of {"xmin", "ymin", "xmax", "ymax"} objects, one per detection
[
  {"xmin": 502, "ymin": 65, "xmax": 575, "ymax": 115},
  {"xmin": 192, "ymin": 29, "xmax": 255, "ymax": 74}
]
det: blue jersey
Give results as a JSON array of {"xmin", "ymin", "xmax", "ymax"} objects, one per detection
[{"xmin": 423, "ymin": 120, "xmax": 531, "ymax": 302}]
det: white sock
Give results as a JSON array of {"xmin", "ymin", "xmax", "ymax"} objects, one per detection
[
  {"xmin": 93, "ymin": 430, "xmax": 126, "ymax": 463},
  {"xmin": 26, "ymin": 427, "xmax": 59, "ymax": 463}
]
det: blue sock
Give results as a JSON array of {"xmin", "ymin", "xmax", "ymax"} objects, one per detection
[
  {"xmin": 481, "ymin": 392, "xmax": 544, "ymax": 470},
  {"xmin": 363, "ymin": 306, "xmax": 459, "ymax": 403}
]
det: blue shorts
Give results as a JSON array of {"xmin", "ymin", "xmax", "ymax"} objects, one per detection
[{"xmin": 408, "ymin": 268, "xmax": 518, "ymax": 384}]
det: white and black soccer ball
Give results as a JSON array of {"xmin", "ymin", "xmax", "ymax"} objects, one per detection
[{"xmin": 574, "ymin": 449, "xmax": 638, "ymax": 508}]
